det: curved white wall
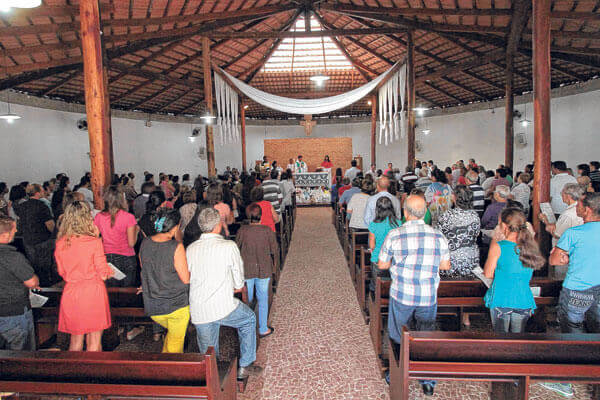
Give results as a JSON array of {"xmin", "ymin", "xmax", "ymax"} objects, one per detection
[{"xmin": 0, "ymin": 87, "xmax": 598, "ymax": 188}]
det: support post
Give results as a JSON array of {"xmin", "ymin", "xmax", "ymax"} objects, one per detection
[
  {"xmin": 370, "ymin": 95, "xmax": 377, "ymax": 168},
  {"xmin": 241, "ymin": 100, "xmax": 247, "ymax": 172},
  {"xmin": 505, "ymin": 51, "xmax": 514, "ymax": 171},
  {"xmin": 202, "ymin": 36, "xmax": 216, "ymax": 177},
  {"xmin": 80, "ymin": 0, "xmax": 113, "ymax": 209},
  {"xmin": 532, "ymin": 0, "xmax": 552, "ymax": 251},
  {"xmin": 406, "ymin": 30, "xmax": 416, "ymax": 168}
]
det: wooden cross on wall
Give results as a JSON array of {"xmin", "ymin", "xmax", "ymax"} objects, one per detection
[{"xmin": 300, "ymin": 114, "xmax": 316, "ymax": 136}]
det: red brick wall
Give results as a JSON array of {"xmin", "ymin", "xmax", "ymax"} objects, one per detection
[{"xmin": 264, "ymin": 137, "xmax": 353, "ymax": 172}]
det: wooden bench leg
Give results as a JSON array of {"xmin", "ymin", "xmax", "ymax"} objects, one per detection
[
  {"xmin": 491, "ymin": 377, "xmax": 528, "ymax": 400},
  {"xmin": 368, "ymin": 297, "xmax": 382, "ymax": 356}
]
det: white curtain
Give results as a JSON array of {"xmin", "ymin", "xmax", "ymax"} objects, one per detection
[
  {"xmin": 378, "ymin": 64, "xmax": 406, "ymax": 145},
  {"xmin": 214, "ymin": 72, "xmax": 240, "ymax": 145},
  {"xmin": 217, "ymin": 62, "xmax": 401, "ymax": 115}
]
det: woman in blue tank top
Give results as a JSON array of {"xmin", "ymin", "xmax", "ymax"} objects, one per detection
[{"xmin": 483, "ymin": 208, "xmax": 545, "ymax": 333}]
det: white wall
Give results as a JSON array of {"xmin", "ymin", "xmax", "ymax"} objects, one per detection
[{"xmin": 0, "ymin": 88, "xmax": 599, "ymax": 187}]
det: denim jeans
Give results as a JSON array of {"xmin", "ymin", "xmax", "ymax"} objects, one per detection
[
  {"xmin": 558, "ymin": 286, "xmax": 600, "ymax": 333},
  {"xmin": 246, "ymin": 278, "xmax": 270, "ymax": 335},
  {"xmin": 388, "ymin": 298, "xmax": 436, "ymax": 387},
  {"xmin": 490, "ymin": 307, "xmax": 532, "ymax": 333},
  {"xmin": 194, "ymin": 303, "xmax": 257, "ymax": 367},
  {"xmin": 0, "ymin": 308, "xmax": 36, "ymax": 351}
]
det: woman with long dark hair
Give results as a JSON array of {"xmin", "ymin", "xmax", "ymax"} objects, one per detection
[
  {"xmin": 138, "ymin": 190, "xmax": 167, "ymax": 237},
  {"xmin": 483, "ymin": 208, "xmax": 545, "ymax": 333},
  {"xmin": 206, "ymin": 183, "xmax": 233, "ymax": 236},
  {"xmin": 368, "ymin": 196, "xmax": 402, "ymax": 291},
  {"xmin": 139, "ymin": 208, "xmax": 190, "ymax": 353},
  {"xmin": 51, "ymin": 176, "xmax": 70, "ymax": 217}
]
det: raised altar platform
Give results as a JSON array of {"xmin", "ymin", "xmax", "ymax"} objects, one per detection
[{"xmin": 294, "ymin": 172, "xmax": 331, "ymax": 206}]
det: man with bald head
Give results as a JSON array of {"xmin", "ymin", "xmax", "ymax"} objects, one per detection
[
  {"xmin": 363, "ymin": 176, "xmax": 402, "ymax": 226},
  {"xmin": 378, "ymin": 194, "xmax": 450, "ymax": 396}
]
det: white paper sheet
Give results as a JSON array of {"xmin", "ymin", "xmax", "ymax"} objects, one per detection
[
  {"xmin": 540, "ymin": 202, "xmax": 557, "ymax": 224},
  {"xmin": 471, "ymin": 266, "xmax": 492, "ymax": 288},
  {"xmin": 108, "ymin": 262, "xmax": 126, "ymax": 281},
  {"xmin": 29, "ymin": 291, "xmax": 48, "ymax": 308}
]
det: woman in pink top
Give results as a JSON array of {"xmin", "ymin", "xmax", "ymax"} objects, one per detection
[
  {"xmin": 160, "ymin": 175, "xmax": 175, "ymax": 200},
  {"xmin": 93, "ymin": 186, "xmax": 139, "ymax": 287},
  {"xmin": 206, "ymin": 183, "xmax": 233, "ymax": 236},
  {"xmin": 250, "ymin": 186, "xmax": 279, "ymax": 232}
]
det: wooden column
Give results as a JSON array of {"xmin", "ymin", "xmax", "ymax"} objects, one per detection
[
  {"xmin": 406, "ymin": 30, "xmax": 416, "ymax": 168},
  {"xmin": 241, "ymin": 100, "xmax": 247, "ymax": 172},
  {"xmin": 80, "ymin": 0, "xmax": 113, "ymax": 209},
  {"xmin": 505, "ymin": 52, "xmax": 514, "ymax": 171},
  {"xmin": 532, "ymin": 0, "xmax": 552, "ymax": 248},
  {"xmin": 202, "ymin": 36, "xmax": 216, "ymax": 177},
  {"xmin": 370, "ymin": 95, "xmax": 377, "ymax": 168}
]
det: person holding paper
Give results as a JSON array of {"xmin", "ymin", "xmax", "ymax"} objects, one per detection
[
  {"xmin": 140, "ymin": 209, "xmax": 190, "ymax": 353},
  {"xmin": 55, "ymin": 201, "xmax": 114, "ymax": 351},
  {"xmin": 483, "ymin": 208, "xmax": 545, "ymax": 333},
  {"xmin": 0, "ymin": 214, "xmax": 40, "ymax": 351}
]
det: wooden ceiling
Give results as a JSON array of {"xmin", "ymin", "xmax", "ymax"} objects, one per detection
[{"xmin": 0, "ymin": 0, "xmax": 598, "ymax": 120}]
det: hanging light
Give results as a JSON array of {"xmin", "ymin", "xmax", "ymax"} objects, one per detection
[
  {"xmin": 200, "ymin": 111, "xmax": 216, "ymax": 124},
  {"xmin": 310, "ymin": 74, "xmax": 329, "ymax": 87},
  {"xmin": 0, "ymin": 52, "xmax": 22, "ymax": 122},
  {"xmin": 1, "ymin": 0, "xmax": 42, "ymax": 11},
  {"xmin": 413, "ymin": 106, "xmax": 429, "ymax": 116},
  {"xmin": 519, "ymin": 103, "xmax": 531, "ymax": 127},
  {"xmin": 422, "ymin": 129, "xmax": 431, "ymax": 135}
]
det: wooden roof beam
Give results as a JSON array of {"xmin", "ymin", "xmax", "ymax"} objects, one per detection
[
  {"xmin": 422, "ymin": 81, "xmax": 465, "ymax": 103},
  {"xmin": 110, "ymin": 79, "xmax": 153, "ymax": 103},
  {"xmin": 0, "ymin": 5, "xmax": 295, "ymax": 37},
  {"xmin": 441, "ymin": 76, "xmax": 488, "ymax": 100},
  {"xmin": 2, "ymin": 4, "xmax": 113, "ymax": 19},
  {"xmin": 506, "ymin": 0, "xmax": 532, "ymax": 56},
  {"xmin": 38, "ymin": 70, "xmax": 81, "ymax": 96},
  {"xmin": 108, "ymin": 61, "xmax": 203, "ymax": 89},
  {"xmin": 210, "ymin": 27, "xmax": 408, "ymax": 39},
  {"xmin": 415, "ymin": 50, "xmax": 505, "ymax": 82},
  {"xmin": 155, "ymin": 88, "xmax": 198, "ymax": 112},
  {"xmin": 127, "ymin": 85, "xmax": 175, "ymax": 111}
]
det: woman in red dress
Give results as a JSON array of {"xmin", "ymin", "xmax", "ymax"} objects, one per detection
[
  {"xmin": 320, "ymin": 155, "xmax": 333, "ymax": 169},
  {"xmin": 55, "ymin": 201, "xmax": 114, "ymax": 351},
  {"xmin": 249, "ymin": 186, "xmax": 279, "ymax": 232}
]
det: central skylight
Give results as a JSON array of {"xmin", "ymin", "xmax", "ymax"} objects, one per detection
[{"xmin": 262, "ymin": 15, "xmax": 354, "ymax": 73}]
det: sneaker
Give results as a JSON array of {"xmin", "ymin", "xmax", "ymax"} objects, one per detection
[
  {"xmin": 126, "ymin": 326, "xmax": 145, "ymax": 341},
  {"xmin": 539, "ymin": 382, "xmax": 574, "ymax": 397}
]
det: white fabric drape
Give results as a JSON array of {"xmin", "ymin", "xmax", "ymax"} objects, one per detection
[
  {"xmin": 378, "ymin": 64, "xmax": 406, "ymax": 145},
  {"xmin": 218, "ymin": 62, "xmax": 400, "ymax": 115},
  {"xmin": 214, "ymin": 72, "xmax": 240, "ymax": 145}
]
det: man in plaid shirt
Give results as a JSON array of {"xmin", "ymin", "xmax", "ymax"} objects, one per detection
[{"xmin": 379, "ymin": 194, "xmax": 450, "ymax": 396}]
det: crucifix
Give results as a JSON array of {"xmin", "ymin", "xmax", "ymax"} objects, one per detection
[{"xmin": 300, "ymin": 114, "xmax": 316, "ymax": 136}]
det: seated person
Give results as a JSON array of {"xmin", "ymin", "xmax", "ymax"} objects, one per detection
[
  {"xmin": 347, "ymin": 181, "xmax": 373, "ymax": 230},
  {"xmin": 481, "ymin": 185, "xmax": 510, "ymax": 232}
]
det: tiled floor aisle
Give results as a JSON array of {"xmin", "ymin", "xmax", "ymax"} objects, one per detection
[{"xmin": 241, "ymin": 207, "xmax": 389, "ymax": 400}]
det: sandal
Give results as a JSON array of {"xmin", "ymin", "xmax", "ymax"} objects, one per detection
[{"xmin": 259, "ymin": 327, "xmax": 275, "ymax": 338}]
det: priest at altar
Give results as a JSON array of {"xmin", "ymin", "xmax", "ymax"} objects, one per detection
[{"xmin": 294, "ymin": 155, "xmax": 308, "ymax": 174}]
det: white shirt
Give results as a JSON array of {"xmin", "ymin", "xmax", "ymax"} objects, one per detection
[
  {"xmin": 294, "ymin": 160, "xmax": 307, "ymax": 173},
  {"xmin": 187, "ymin": 233, "xmax": 245, "ymax": 324},
  {"xmin": 77, "ymin": 187, "xmax": 94, "ymax": 205},
  {"xmin": 481, "ymin": 177, "xmax": 495, "ymax": 192},
  {"xmin": 553, "ymin": 202, "xmax": 583, "ymax": 246},
  {"xmin": 550, "ymin": 173, "xmax": 577, "ymax": 214},
  {"xmin": 281, "ymin": 180, "xmax": 295, "ymax": 207},
  {"xmin": 344, "ymin": 166, "xmax": 361, "ymax": 181},
  {"xmin": 511, "ymin": 183, "xmax": 531, "ymax": 211},
  {"xmin": 347, "ymin": 192, "xmax": 369, "ymax": 229}
]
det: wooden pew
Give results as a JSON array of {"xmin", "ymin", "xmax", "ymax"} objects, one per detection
[
  {"xmin": 0, "ymin": 347, "xmax": 237, "ymax": 400},
  {"xmin": 34, "ymin": 286, "xmax": 249, "ymax": 350},
  {"xmin": 346, "ymin": 228, "xmax": 368, "ymax": 283},
  {"xmin": 356, "ymin": 246, "xmax": 373, "ymax": 314},
  {"xmin": 368, "ymin": 277, "xmax": 561, "ymax": 358},
  {"xmin": 389, "ymin": 328, "xmax": 600, "ymax": 400}
]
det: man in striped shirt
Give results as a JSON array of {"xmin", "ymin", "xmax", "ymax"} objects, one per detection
[
  {"xmin": 188, "ymin": 208, "xmax": 261, "ymax": 380},
  {"xmin": 261, "ymin": 170, "xmax": 283, "ymax": 214},
  {"xmin": 465, "ymin": 170, "xmax": 485, "ymax": 217},
  {"xmin": 589, "ymin": 161, "xmax": 600, "ymax": 183}
]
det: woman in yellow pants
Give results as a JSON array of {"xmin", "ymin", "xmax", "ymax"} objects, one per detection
[{"xmin": 139, "ymin": 208, "xmax": 190, "ymax": 353}]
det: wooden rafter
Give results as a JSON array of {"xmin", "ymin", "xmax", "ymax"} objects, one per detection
[
  {"xmin": 506, "ymin": 0, "xmax": 532, "ymax": 55},
  {"xmin": 156, "ymin": 88, "xmax": 198, "ymax": 112},
  {"xmin": 442, "ymin": 76, "xmax": 488, "ymax": 100},
  {"xmin": 423, "ymin": 81, "xmax": 466, "ymax": 104},
  {"xmin": 38, "ymin": 70, "xmax": 81, "ymax": 96},
  {"xmin": 111, "ymin": 79, "xmax": 153, "ymax": 103},
  {"xmin": 210, "ymin": 27, "xmax": 409, "ymax": 39},
  {"xmin": 127, "ymin": 85, "xmax": 175, "ymax": 111}
]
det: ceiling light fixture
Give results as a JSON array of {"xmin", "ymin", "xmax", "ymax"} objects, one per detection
[
  {"xmin": 200, "ymin": 111, "xmax": 216, "ymax": 124},
  {"xmin": 413, "ymin": 106, "xmax": 428, "ymax": 116},
  {"xmin": 243, "ymin": 104, "xmax": 249, "ymax": 110},
  {"xmin": 0, "ymin": 52, "xmax": 22, "ymax": 122},
  {"xmin": 367, "ymin": 100, "xmax": 372, "ymax": 106},
  {"xmin": 422, "ymin": 129, "xmax": 431, "ymax": 135},
  {"xmin": 519, "ymin": 103, "xmax": 531, "ymax": 128},
  {"xmin": 310, "ymin": 74, "xmax": 329, "ymax": 87},
  {"xmin": 1, "ymin": 0, "xmax": 41, "ymax": 11}
]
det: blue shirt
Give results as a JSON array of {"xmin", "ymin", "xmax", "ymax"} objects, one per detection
[
  {"xmin": 557, "ymin": 222, "xmax": 600, "ymax": 291},
  {"xmin": 368, "ymin": 218, "xmax": 402, "ymax": 263},
  {"xmin": 379, "ymin": 220, "xmax": 449, "ymax": 306},
  {"xmin": 484, "ymin": 241, "xmax": 536, "ymax": 310},
  {"xmin": 339, "ymin": 186, "xmax": 360, "ymax": 205},
  {"xmin": 363, "ymin": 191, "xmax": 402, "ymax": 226},
  {"xmin": 331, "ymin": 184, "xmax": 340, "ymax": 203}
]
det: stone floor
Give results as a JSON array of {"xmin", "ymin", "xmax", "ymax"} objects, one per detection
[{"xmin": 53, "ymin": 207, "xmax": 595, "ymax": 400}]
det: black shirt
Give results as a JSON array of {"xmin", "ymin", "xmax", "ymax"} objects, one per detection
[
  {"xmin": 138, "ymin": 213, "xmax": 156, "ymax": 237},
  {"xmin": 14, "ymin": 198, "xmax": 53, "ymax": 245},
  {"xmin": 0, "ymin": 244, "xmax": 35, "ymax": 316}
]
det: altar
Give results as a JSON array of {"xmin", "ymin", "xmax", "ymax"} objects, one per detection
[{"xmin": 294, "ymin": 171, "xmax": 331, "ymax": 206}]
